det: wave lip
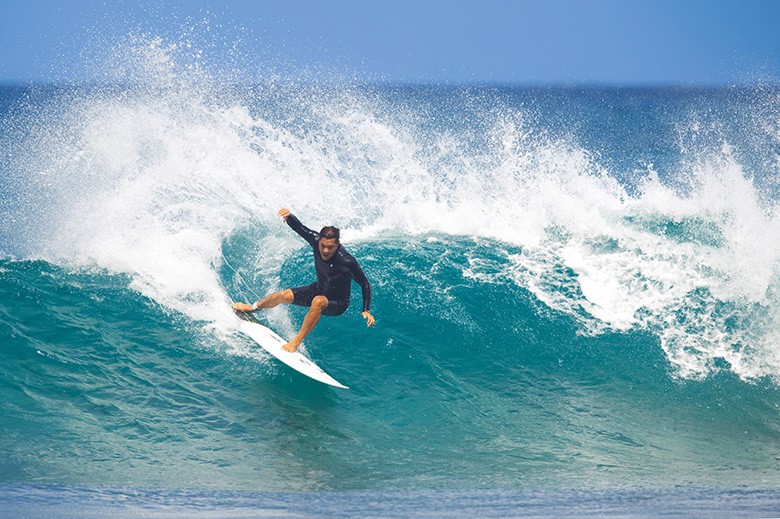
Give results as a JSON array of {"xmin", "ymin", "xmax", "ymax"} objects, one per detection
[{"xmin": 3, "ymin": 73, "xmax": 780, "ymax": 384}]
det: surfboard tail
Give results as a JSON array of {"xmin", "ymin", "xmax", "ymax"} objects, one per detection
[
  {"xmin": 232, "ymin": 306, "xmax": 349, "ymax": 389},
  {"xmin": 233, "ymin": 307, "xmax": 261, "ymax": 324}
]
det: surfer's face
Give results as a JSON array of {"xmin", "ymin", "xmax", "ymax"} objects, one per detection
[{"xmin": 319, "ymin": 237, "xmax": 338, "ymax": 261}]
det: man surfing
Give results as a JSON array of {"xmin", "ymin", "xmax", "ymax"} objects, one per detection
[{"xmin": 233, "ymin": 208, "xmax": 375, "ymax": 352}]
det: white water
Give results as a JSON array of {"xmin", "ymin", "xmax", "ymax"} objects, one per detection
[{"xmin": 3, "ymin": 37, "xmax": 780, "ymax": 381}]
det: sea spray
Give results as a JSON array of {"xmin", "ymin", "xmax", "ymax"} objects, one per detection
[{"xmin": 3, "ymin": 37, "xmax": 780, "ymax": 385}]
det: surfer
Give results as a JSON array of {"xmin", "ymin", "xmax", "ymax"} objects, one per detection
[{"xmin": 233, "ymin": 208, "xmax": 375, "ymax": 352}]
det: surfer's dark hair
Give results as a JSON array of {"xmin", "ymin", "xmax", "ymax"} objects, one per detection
[{"xmin": 320, "ymin": 226, "xmax": 340, "ymax": 242}]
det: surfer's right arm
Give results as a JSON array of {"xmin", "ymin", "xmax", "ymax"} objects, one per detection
[{"xmin": 278, "ymin": 208, "xmax": 318, "ymax": 246}]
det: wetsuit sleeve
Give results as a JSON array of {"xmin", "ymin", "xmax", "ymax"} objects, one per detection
[
  {"xmin": 349, "ymin": 259, "xmax": 372, "ymax": 313},
  {"xmin": 285, "ymin": 214, "xmax": 318, "ymax": 247}
]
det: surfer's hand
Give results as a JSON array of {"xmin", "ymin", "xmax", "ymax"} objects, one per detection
[
  {"xmin": 232, "ymin": 302, "xmax": 254, "ymax": 313},
  {"xmin": 277, "ymin": 208, "xmax": 291, "ymax": 221},
  {"xmin": 362, "ymin": 311, "xmax": 375, "ymax": 327}
]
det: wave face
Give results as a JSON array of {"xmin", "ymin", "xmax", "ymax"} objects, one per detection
[{"xmin": 2, "ymin": 39, "xmax": 780, "ymax": 491}]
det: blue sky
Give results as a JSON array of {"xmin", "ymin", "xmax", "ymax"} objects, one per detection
[{"xmin": 1, "ymin": 0, "xmax": 779, "ymax": 84}]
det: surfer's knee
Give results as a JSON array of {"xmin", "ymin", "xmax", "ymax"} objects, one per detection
[{"xmin": 311, "ymin": 295, "xmax": 329, "ymax": 313}]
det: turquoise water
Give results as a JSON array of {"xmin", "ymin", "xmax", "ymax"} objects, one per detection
[
  {"xmin": 3, "ymin": 247, "xmax": 780, "ymax": 492},
  {"xmin": 2, "ymin": 37, "xmax": 780, "ymax": 514}
]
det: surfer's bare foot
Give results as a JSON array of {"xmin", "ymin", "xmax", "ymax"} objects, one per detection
[
  {"xmin": 232, "ymin": 303, "xmax": 254, "ymax": 313},
  {"xmin": 282, "ymin": 339, "xmax": 301, "ymax": 352}
]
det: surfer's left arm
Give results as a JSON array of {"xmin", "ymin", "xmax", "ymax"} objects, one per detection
[{"xmin": 349, "ymin": 258, "xmax": 374, "ymax": 327}]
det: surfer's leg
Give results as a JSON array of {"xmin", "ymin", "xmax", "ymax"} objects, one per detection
[
  {"xmin": 253, "ymin": 289, "xmax": 294, "ymax": 310},
  {"xmin": 232, "ymin": 289, "xmax": 293, "ymax": 313},
  {"xmin": 282, "ymin": 295, "xmax": 329, "ymax": 352}
]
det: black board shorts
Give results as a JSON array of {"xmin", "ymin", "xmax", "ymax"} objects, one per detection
[{"xmin": 290, "ymin": 283, "xmax": 349, "ymax": 316}]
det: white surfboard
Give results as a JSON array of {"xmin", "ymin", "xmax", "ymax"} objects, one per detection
[{"xmin": 235, "ymin": 310, "xmax": 348, "ymax": 389}]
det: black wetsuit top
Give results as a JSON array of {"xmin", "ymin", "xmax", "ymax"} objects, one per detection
[{"xmin": 286, "ymin": 214, "xmax": 371, "ymax": 313}]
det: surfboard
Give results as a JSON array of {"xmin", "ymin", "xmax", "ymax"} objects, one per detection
[{"xmin": 234, "ymin": 309, "xmax": 348, "ymax": 389}]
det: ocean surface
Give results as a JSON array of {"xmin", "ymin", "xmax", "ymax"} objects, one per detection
[{"xmin": 2, "ymin": 39, "xmax": 780, "ymax": 516}]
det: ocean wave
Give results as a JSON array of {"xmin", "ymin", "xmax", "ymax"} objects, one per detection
[{"xmin": 2, "ymin": 38, "xmax": 779, "ymax": 385}]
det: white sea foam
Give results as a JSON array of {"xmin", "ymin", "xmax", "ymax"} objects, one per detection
[{"xmin": 5, "ymin": 36, "xmax": 780, "ymax": 381}]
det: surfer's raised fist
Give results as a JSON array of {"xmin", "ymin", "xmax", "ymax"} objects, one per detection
[{"xmin": 277, "ymin": 208, "xmax": 291, "ymax": 221}]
